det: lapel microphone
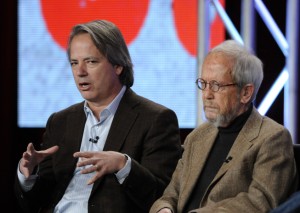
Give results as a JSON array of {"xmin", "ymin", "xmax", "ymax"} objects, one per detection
[{"xmin": 89, "ymin": 136, "xmax": 99, "ymax": 143}]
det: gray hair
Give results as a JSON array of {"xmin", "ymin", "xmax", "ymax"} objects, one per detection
[
  {"xmin": 208, "ymin": 39, "xmax": 263, "ymax": 103},
  {"xmin": 67, "ymin": 20, "xmax": 134, "ymax": 87}
]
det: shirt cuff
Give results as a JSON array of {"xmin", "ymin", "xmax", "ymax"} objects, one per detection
[
  {"xmin": 17, "ymin": 161, "xmax": 38, "ymax": 192},
  {"xmin": 115, "ymin": 154, "xmax": 131, "ymax": 184}
]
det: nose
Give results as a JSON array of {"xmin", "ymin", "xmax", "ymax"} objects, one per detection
[
  {"xmin": 75, "ymin": 62, "xmax": 87, "ymax": 76},
  {"xmin": 202, "ymin": 87, "xmax": 214, "ymax": 100}
]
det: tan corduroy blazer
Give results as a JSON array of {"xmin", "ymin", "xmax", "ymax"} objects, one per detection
[{"xmin": 150, "ymin": 107, "xmax": 298, "ymax": 213}]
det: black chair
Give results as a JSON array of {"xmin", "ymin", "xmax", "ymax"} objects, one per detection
[
  {"xmin": 293, "ymin": 144, "xmax": 300, "ymax": 189},
  {"xmin": 268, "ymin": 144, "xmax": 300, "ymax": 213}
]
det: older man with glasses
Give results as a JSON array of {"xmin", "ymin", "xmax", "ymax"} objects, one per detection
[{"xmin": 150, "ymin": 39, "xmax": 298, "ymax": 213}]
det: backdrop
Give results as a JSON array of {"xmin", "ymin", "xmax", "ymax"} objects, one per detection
[{"xmin": 18, "ymin": 0, "xmax": 224, "ymax": 128}]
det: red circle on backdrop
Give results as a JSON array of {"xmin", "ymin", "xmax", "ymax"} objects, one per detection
[
  {"xmin": 40, "ymin": 0, "xmax": 150, "ymax": 50},
  {"xmin": 173, "ymin": 0, "xmax": 225, "ymax": 56}
]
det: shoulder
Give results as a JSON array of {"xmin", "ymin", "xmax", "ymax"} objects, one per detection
[
  {"xmin": 242, "ymin": 107, "xmax": 293, "ymax": 150},
  {"xmin": 183, "ymin": 122, "xmax": 216, "ymax": 146},
  {"xmin": 261, "ymin": 115, "xmax": 287, "ymax": 132},
  {"xmin": 251, "ymin": 107, "xmax": 290, "ymax": 136},
  {"xmin": 188, "ymin": 122, "xmax": 214, "ymax": 137},
  {"xmin": 123, "ymin": 88, "xmax": 176, "ymax": 114},
  {"xmin": 47, "ymin": 101, "xmax": 85, "ymax": 122},
  {"xmin": 260, "ymin": 115, "xmax": 292, "ymax": 144}
]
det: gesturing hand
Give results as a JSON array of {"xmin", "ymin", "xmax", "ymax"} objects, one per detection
[
  {"xmin": 19, "ymin": 142, "xmax": 59, "ymax": 178},
  {"xmin": 73, "ymin": 151, "xmax": 127, "ymax": 185}
]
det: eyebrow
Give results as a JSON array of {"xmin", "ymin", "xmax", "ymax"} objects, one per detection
[
  {"xmin": 87, "ymin": 55, "xmax": 101, "ymax": 59},
  {"xmin": 70, "ymin": 56, "xmax": 101, "ymax": 62}
]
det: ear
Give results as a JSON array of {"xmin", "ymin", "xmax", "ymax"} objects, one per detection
[
  {"xmin": 114, "ymin": 65, "xmax": 123, "ymax": 75},
  {"xmin": 240, "ymin": 84, "xmax": 254, "ymax": 104}
]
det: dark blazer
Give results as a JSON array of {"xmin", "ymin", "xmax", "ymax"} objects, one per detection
[
  {"xmin": 15, "ymin": 88, "xmax": 182, "ymax": 213},
  {"xmin": 150, "ymin": 107, "xmax": 298, "ymax": 213}
]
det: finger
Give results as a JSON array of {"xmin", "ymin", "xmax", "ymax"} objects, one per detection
[
  {"xmin": 87, "ymin": 176, "xmax": 97, "ymax": 185},
  {"xmin": 80, "ymin": 164, "xmax": 98, "ymax": 174},
  {"xmin": 22, "ymin": 152, "xmax": 32, "ymax": 162},
  {"xmin": 23, "ymin": 146, "xmax": 37, "ymax": 160},
  {"xmin": 87, "ymin": 170, "xmax": 104, "ymax": 185},
  {"xmin": 73, "ymin": 151, "xmax": 95, "ymax": 158},
  {"xmin": 20, "ymin": 156, "xmax": 29, "ymax": 166},
  {"xmin": 77, "ymin": 158, "xmax": 97, "ymax": 167},
  {"xmin": 22, "ymin": 151, "xmax": 30, "ymax": 158},
  {"xmin": 19, "ymin": 156, "xmax": 34, "ymax": 178},
  {"xmin": 26, "ymin": 143, "xmax": 35, "ymax": 155}
]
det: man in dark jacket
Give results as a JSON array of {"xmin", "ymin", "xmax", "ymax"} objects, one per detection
[{"xmin": 14, "ymin": 20, "xmax": 182, "ymax": 213}]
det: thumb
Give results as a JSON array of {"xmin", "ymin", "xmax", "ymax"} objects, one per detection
[
  {"xmin": 39, "ymin": 145, "xmax": 59, "ymax": 156},
  {"xmin": 46, "ymin": 145, "xmax": 59, "ymax": 154},
  {"xmin": 26, "ymin": 143, "xmax": 36, "ymax": 155}
]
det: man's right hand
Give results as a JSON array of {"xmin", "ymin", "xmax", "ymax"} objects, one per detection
[{"xmin": 19, "ymin": 142, "xmax": 59, "ymax": 178}]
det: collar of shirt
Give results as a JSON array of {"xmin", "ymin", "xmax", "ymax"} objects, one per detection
[
  {"xmin": 81, "ymin": 85, "xmax": 127, "ymax": 151},
  {"xmin": 83, "ymin": 85, "xmax": 126, "ymax": 119},
  {"xmin": 55, "ymin": 86, "xmax": 128, "ymax": 212}
]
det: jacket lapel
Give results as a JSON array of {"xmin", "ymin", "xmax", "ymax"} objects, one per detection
[
  {"xmin": 103, "ymin": 88, "xmax": 138, "ymax": 152},
  {"xmin": 179, "ymin": 125, "xmax": 218, "ymax": 206},
  {"xmin": 55, "ymin": 103, "xmax": 86, "ymax": 182},
  {"xmin": 91, "ymin": 89, "xmax": 139, "ymax": 192},
  {"xmin": 209, "ymin": 108, "xmax": 262, "ymax": 188},
  {"xmin": 66, "ymin": 103, "xmax": 87, "ymax": 154}
]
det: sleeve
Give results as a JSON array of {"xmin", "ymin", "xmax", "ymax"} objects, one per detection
[
  {"xmin": 17, "ymin": 160, "xmax": 39, "ymax": 192},
  {"xmin": 149, "ymin": 159, "xmax": 184, "ymax": 213},
  {"xmin": 150, "ymin": 134, "xmax": 192, "ymax": 213},
  {"xmin": 115, "ymin": 154, "xmax": 131, "ymax": 184},
  {"xmin": 14, "ymin": 113, "xmax": 59, "ymax": 213}
]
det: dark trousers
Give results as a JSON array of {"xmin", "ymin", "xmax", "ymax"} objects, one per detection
[{"xmin": 270, "ymin": 191, "xmax": 300, "ymax": 213}]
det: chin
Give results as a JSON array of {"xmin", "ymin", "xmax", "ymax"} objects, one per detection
[
  {"xmin": 205, "ymin": 114, "xmax": 222, "ymax": 127},
  {"xmin": 80, "ymin": 92, "xmax": 94, "ymax": 100},
  {"xmin": 204, "ymin": 113, "xmax": 217, "ymax": 121}
]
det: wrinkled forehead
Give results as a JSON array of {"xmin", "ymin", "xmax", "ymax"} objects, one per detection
[{"xmin": 201, "ymin": 53, "xmax": 234, "ymax": 81}]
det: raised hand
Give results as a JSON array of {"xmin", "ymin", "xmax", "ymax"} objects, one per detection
[{"xmin": 19, "ymin": 142, "xmax": 59, "ymax": 178}]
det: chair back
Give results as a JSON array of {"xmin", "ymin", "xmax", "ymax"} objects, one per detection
[{"xmin": 293, "ymin": 144, "xmax": 300, "ymax": 189}]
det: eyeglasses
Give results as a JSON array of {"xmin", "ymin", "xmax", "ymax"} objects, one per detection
[{"xmin": 195, "ymin": 78, "xmax": 237, "ymax": 92}]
